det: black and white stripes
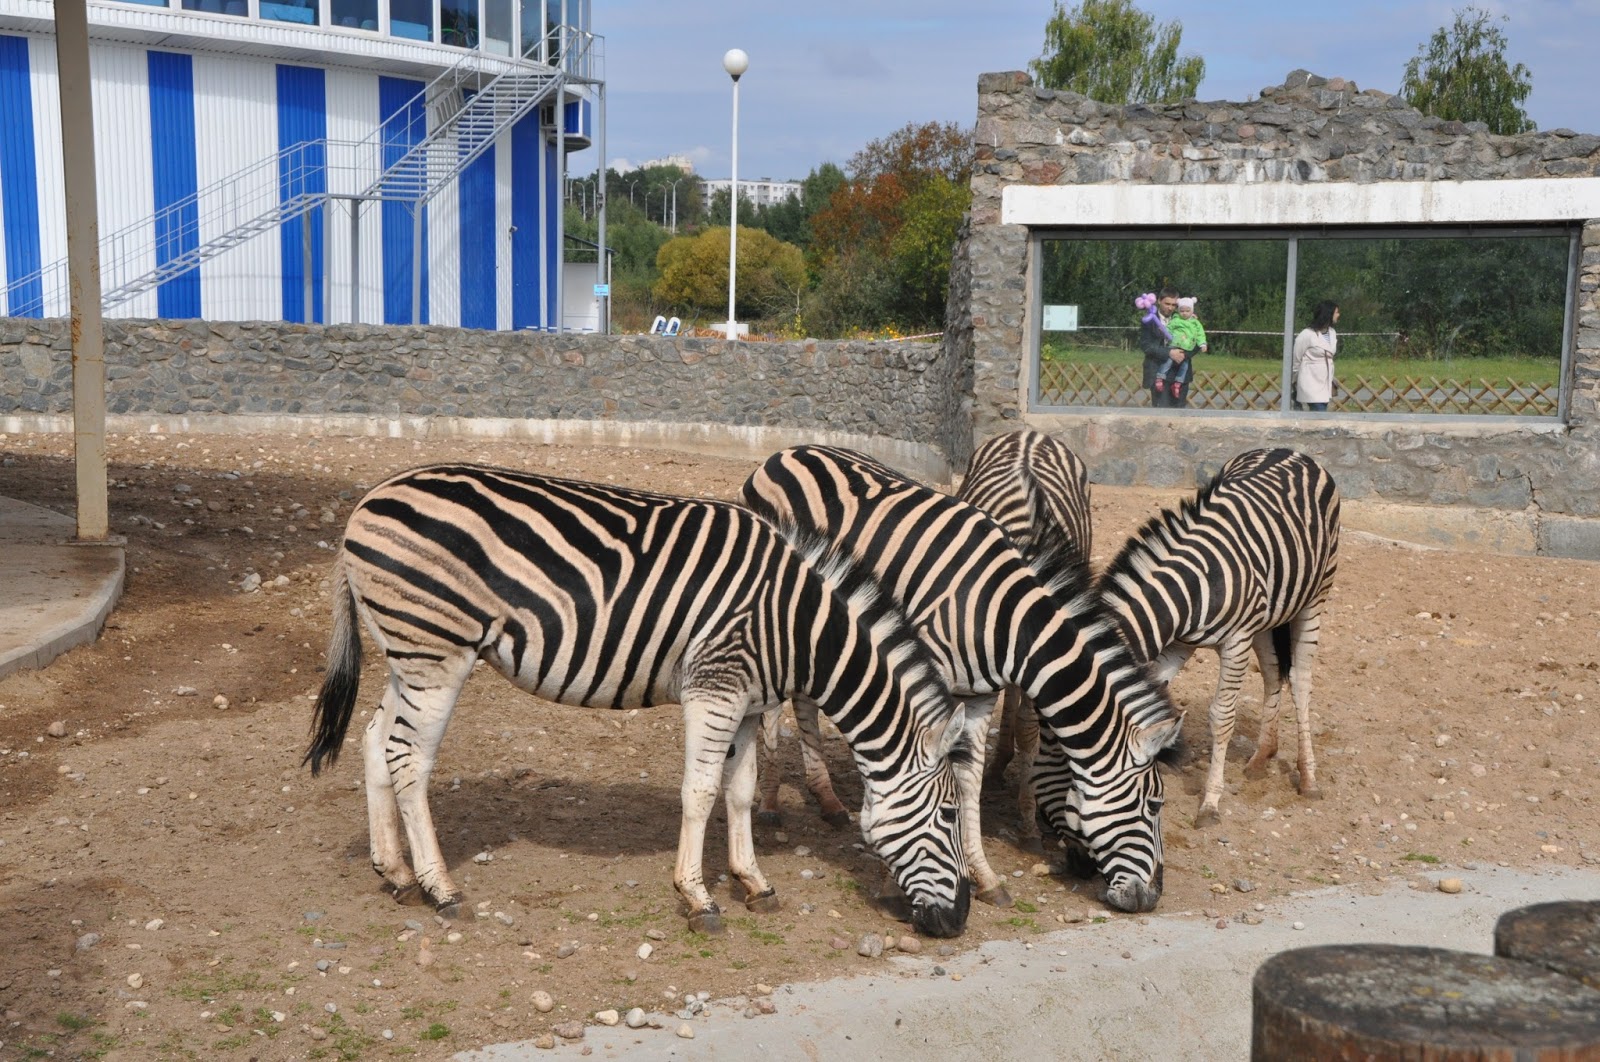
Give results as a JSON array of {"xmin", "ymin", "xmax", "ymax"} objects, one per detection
[
  {"xmin": 1097, "ymin": 448, "xmax": 1341, "ymax": 826},
  {"xmin": 305, "ymin": 463, "xmax": 977, "ymax": 937},
  {"xmin": 744, "ymin": 445, "xmax": 1181, "ymax": 914}
]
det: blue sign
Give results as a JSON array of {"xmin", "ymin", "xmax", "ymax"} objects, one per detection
[{"xmin": 593, "ymin": 284, "xmax": 610, "ymax": 297}]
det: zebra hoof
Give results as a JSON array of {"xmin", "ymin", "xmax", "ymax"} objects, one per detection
[
  {"xmin": 821, "ymin": 809, "xmax": 852, "ymax": 829},
  {"xmin": 1242, "ymin": 759, "xmax": 1272, "ymax": 780},
  {"xmin": 755, "ymin": 810, "xmax": 784, "ymax": 827},
  {"xmin": 688, "ymin": 911, "xmax": 726, "ymax": 936},
  {"xmin": 434, "ymin": 900, "xmax": 463, "ymax": 920},
  {"xmin": 1017, "ymin": 832, "xmax": 1045, "ymax": 855},
  {"xmin": 744, "ymin": 889, "xmax": 781, "ymax": 914},
  {"xmin": 1301, "ymin": 785, "xmax": 1325, "ymax": 800},
  {"xmin": 976, "ymin": 884, "xmax": 1013, "ymax": 909},
  {"xmin": 872, "ymin": 893, "xmax": 914, "ymax": 922},
  {"xmin": 1193, "ymin": 806, "xmax": 1220, "ymax": 829},
  {"xmin": 388, "ymin": 883, "xmax": 428, "ymax": 907}
]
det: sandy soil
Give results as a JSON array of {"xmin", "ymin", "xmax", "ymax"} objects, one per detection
[{"xmin": 1, "ymin": 430, "xmax": 1597, "ymax": 1061}]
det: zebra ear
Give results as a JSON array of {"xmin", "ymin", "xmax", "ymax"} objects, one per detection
[{"xmin": 1131, "ymin": 713, "xmax": 1185, "ymax": 766}]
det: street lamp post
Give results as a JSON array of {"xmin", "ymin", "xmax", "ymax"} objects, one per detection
[
  {"xmin": 628, "ymin": 179, "xmax": 638, "ymax": 205},
  {"xmin": 722, "ymin": 47, "xmax": 747, "ymax": 340},
  {"xmin": 669, "ymin": 177, "xmax": 683, "ymax": 234}
]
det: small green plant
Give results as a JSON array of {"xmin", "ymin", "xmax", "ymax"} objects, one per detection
[
  {"xmin": 1004, "ymin": 916, "xmax": 1039, "ymax": 930},
  {"xmin": 698, "ymin": 948, "xmax": 714, "ymax": 958},
  {"xmin": 1199, "ymin": 865, "xmax": 1217, "ymax": 879},
  {"xmin": 1013, "ymin": 901, "xmax": 1038, "ymax": 914},
  {"xmin": 400, "ymin": 1006, "xmax": 426, "ymax": 1021},
  {"xmin": 1092, "ymin": 916, "xmax": 1109, "ymax": 925},
  {"xmin": 177, "ymin": 968, "xmax": 269, "ymax": 1002},
  {"xmin": 421, "ymin": 1023, "xmax": 450, "ymax": 1041},
  {"xmin": 1403, "ymin": 853, "xmax": 1442, "ymax": 864},
  {"xmin": 747, "ymin": 928, "xmax": 784, "ymax": 945},
  {"xmin": 56, "ymin": 1013, "xmax": 96, "ymax": 1031}
]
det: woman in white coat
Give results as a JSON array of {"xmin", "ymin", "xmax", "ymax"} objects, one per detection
[{"xmin": 1293, "ymin": 300, "xmax": 1340, "ymax": 412}]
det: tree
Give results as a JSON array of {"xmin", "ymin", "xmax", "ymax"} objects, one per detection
[
  {"xmin": 1401, "ymin": 6, "xmax": 1534, "ymax": 134},
  {"xmin": 1030, "ymin": 0, "xmax": 1204, "ymax": 104},
  {"xmin": 652, "ymin": 225, "xmax": 806, "ymax": 321}
]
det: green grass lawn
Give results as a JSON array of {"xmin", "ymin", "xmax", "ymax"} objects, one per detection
[{"xmin": 1040, "ymin": 343, "xmax": 1561, "ymax": 387}]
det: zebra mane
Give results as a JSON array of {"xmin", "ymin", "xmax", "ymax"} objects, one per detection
[
  {"xmin": 1020, "ymin": 500, "xmax": 1094, "ymax": 604},
  {"xmin": 1097, "ymin": 478, "xmax": 1216, "ymax": 594},
  {"xmin": 775, "ymin": 519, "xmax": 971, "ymax": 761}
]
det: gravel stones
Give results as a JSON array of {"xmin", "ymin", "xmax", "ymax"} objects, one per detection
[
  {"xmin": 551, "ymin": 1020, "xmax": 585, "ymax": 1040},
  {"xmin": 531, "ymin": 991, "xmax": 555, "ymax": 1013},
  {"xmin": 857, "ymin": 933, "xmax": 884, "ymax": 958},
  {"xmin": 624, "ymin": 1008, "xmax": 647, "ymax": 1029}
]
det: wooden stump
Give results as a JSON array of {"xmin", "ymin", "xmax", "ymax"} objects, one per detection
[
  {"xmin": 1496, "ymin": 901, "xmax": 1600, "ymax": 990},
  {"xmin": 1252, "ymin": 944, "xmax": 1600, "ymax": 1061}
]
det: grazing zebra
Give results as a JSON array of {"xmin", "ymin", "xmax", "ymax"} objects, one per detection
[
  {"xmin": 1097, "ymin": 448, "xmax": 1340, "ymax": 827},
  {"xmin": 956, "ymin": 430, "xmax": 1092, "ymax": 838},
  {"xmin": 744, "ymin": 446, "xmax": 1182, "ymax": 914},
  {"xmin": 304, "ymin": 463, "xmax": 981, "ymax": 938}
]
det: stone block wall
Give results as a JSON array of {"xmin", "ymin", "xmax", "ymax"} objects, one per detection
[
  {"xmin": 951, "ymin": 69, "xmax": 1600, "ymax": 548},
  {"xmin": 0, "ymin": 318, "xmax": 970, "ymax": 477}
]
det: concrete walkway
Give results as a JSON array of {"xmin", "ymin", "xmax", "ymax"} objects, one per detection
[
  {"xmin": 461, "ymin": 867, "xmax": 1600, "ymax": 1062},
  {"xmin": 0, "ymin": 495, "xmax": 125, "ymax": 681}
]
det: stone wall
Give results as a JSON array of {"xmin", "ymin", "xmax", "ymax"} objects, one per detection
[
  {"xmin": 953, "ymin": 69, "xmax": 1600, "ymax": 553},
  {"xmin": 0, "ymin": 318, "xmax": 969, "ymax": 479}
]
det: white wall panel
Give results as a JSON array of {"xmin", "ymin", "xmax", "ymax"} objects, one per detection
[
  {"xmin": 91, "ymin": 43, "xmax": 156, "ymax": 320},
  {"xmin": 27, "ymin": 36, "xmax": 65, "ymax": 317},
  {"xmin": 192, "ymin": 52, "xmax": 280, "ymax": 321},
  {"xmin": 495, "ymin": 128, "xmax": 513, "ymax": 331},
  {"xmin": 429, "ymin": 169, "xmax": 460, "ymax": 328},
  {"xmin": 323, "ymin": 68, "xmax": 383, "ymax": 324}
]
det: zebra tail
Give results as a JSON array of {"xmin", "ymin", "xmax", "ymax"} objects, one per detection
[
  {"xmin": 304, "ymin": 565, "xmax": 363, "ymax": 776},
  {"xmin": 1271, "ymin": 623, "xmax": 1292, "ymax": 680}
]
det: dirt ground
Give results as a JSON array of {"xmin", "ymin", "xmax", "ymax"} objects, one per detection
[{"xmin": 1, "ymin": 430, "xmax": 1598, "ymax": 1062}]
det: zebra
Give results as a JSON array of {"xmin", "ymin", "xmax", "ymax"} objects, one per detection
[
  {"xmin": 303, "ymin": 463, "xmax": 982, "ymax": 938},
  {"xmin": 744, "ymin": 445, "xmax": 1182, "ymax": 914},
  {"xmin": 956, "ymin": 430, "xmax": 1093, "ymax": 839},
  {"xmin": 1096, "ymin": 448, "xmax": 1340, "ymax": 827}
]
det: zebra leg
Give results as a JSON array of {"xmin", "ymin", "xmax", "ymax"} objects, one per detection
[
  {"xmin": 1196, "ymin": 638, "xmax": 1252, "ymax": 829},
  {"xmin": 381, "ymin": 657, "xmax": 475, "ymax": 914},
  {"xmin": 983, "ymin": 687, "xmax": 1017, "ymax": 787},
  {"xmin": 792, "ymin": 697, "xmax": 852, "ymax": 828},
  {"xmin": 1288, "ymin": 608, "xmax": 1326, "ymax": 799},
  {"xmin": 956, "ymin": 695, "xmax": 1012, "ymax": 908},
  {"xmin": 755, "ymin": 704, "xmax": 786, "ymax": 827},
  {"xmin": 1244, "ymin": 629, "xmax": 1285, "ymax": 779},
  {"xmin": 724, "ymin": 712, "xmax": 780, "ymax": 914},
  {"xmin": 1012, "ymin": 691, "xmax": 1044, "ymax": 853},
  {"xmin": 674, "ymin": 694, "xmax": 748, "ymax": 936},
  {"xmin": 364, "ymin": 684, "xmax": 420, "ymax": 903}
]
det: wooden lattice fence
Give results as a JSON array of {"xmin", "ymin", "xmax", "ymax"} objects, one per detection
[{"xmin": 1036, "ymin": 361, "xmax": 1559, "ymax": 416}]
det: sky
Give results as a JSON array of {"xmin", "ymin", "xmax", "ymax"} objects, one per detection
[{"xmin": 580, "ymin": 0, "xmax": 1597, "ymax": 183}]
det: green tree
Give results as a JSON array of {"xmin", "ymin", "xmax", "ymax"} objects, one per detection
[
  {"xmin": 653, "ymin": 225, "xmax": 806, "ymax": 321},
  {"xmin": 1400, "ymin": 6, "xmax": 1534, "ymax": 134},
  {"xmin": 1030, "ymin": 0, "xmax": 1204, "ymax": 104},
  {"xmin": 888, "ymin": 175, "xmax": 969, "ymax": 325}
]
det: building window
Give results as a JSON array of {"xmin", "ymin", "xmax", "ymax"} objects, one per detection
[
  {"xmin": 390, "ymin": 0, "xmax": 433, "ymax": 40},
  {"xmin": 180, "ymin": 0, "xmax": 249, "ymax": 15},
  {"xmin": 260, "ymin": 0, "xmax": 319, "ymax": 23},
  {"xmin": 1032, "ymin": 226, "xmax": 1574, "ymax": 418},
  {"xmin": 441, "ymin": 0, "xmax": 478, "ymax": 47},
  {"xmin": 481, "ymin": 0, "xmax": 512, "ymax": 54},
  {"xmin": 330, "ymin": 0, "xmax": 378, "ymax": 29}
]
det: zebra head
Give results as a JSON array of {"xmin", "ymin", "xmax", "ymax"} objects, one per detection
[
  {"xmin": 1047, "ymin": 712, "xmax": 1184, "ymax": 914},
  {"xmin": 857, "ymin": 712, "xmax": 978, "ymax": 938}
]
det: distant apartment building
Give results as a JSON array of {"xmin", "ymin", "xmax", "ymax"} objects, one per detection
[
  {"xmin": 701, "ymin": 178, "xmax": 800, "ymax": 210},
  {"xmin": 642, "ymin": 153, "xmax": 694, "ymax": 174}
]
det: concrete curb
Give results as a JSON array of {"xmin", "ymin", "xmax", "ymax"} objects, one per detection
[{"xmin": 0, "ymin": 497, "xmax": 126, "ymax": 682}]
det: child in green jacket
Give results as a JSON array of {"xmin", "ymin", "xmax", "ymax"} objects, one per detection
[{"xmin": 1157, "ymin": 296, "xmax": 1208, "ymax": 401}]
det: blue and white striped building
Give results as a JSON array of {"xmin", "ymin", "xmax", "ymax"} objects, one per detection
[{"xmin": 0, "ymin": 0, "xmax": 599, "ymax": 330}]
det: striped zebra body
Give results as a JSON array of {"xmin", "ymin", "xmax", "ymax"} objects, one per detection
[
  {"xmin": 304, "ymin": 463, "xmax": 978, "ymax": 938},
  {"xmin": 956, "ymin": 430, "xmax": 1094, "ymax": 849},
  {"xmin": 1097, "ymin": 448, "xmax": 1341, "ymax": 827},
  {"xmin": 744, "ymin": 446, "xmax": 1182, "ymax": 914}
]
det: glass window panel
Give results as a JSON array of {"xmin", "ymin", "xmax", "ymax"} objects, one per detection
[
  {"xmin": 518, "ymin": 0, "xmax": 541, "ymax": 57},
  {"xmin": 482, "ymin": 0, "xmax": 512, "ymax": 54},
  {"xmin": 1036, "ymin": 237, "xmax": 1289, "ymax": 411},
  {"xmin": 441, "ymin": 0, "xmax": 479, "ymax": 47},
  {"xmin": 260, "ymin": 0, "xmax": 319, "ymax": 22},
  {"xmin": 1295, "ymin": 234, "xmax": 1567, "ymax": 416},
  {"xmin": 330, "ymin": 0, "xmax": 378, "ymax": 29},
  {"xmin": 181, "ymin": 0, "xmax": 248, "ymax": 14},
  {"xmin": 390, "ymin": 0, "xmax": 433, "ymax": 40}
]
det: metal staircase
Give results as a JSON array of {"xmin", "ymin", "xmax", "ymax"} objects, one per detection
[{"xmin": 8, "ymin": 28, "xmax": 593, "ymax": 319}]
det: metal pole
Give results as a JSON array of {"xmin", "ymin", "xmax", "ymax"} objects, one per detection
[
  {"xmin": 1282, "ymin": 236, "xmax": 1299, "ymax": 412},
  {"xmin": 321, "ymin": 198, "xmax": 332, "ymax": 324},
  {"xmin": 349, "ymin": 200, "xmax": 361, "ymax": 324},
  {"xmin": 555, "ymin": 78, "xmax": 566, "ymax": 334},
  {"xmin": 595, "ymin": 79, "xmax": 608, "ymax": 335},
  {"xmin": 726, "ymin": 73, "xmax": 739, "ymax": 339},
  {"xmin": 56, "ymin": 0, "xmax": 108, "ymax": 541},
  {"xmin": 302, "ymin": 210, "xmax": 313, "ymax": 322}
]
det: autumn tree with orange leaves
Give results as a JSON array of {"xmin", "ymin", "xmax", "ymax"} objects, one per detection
[{"xmin": 805, "ymin": 120, "xmax": 974, "ymax": 333}]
